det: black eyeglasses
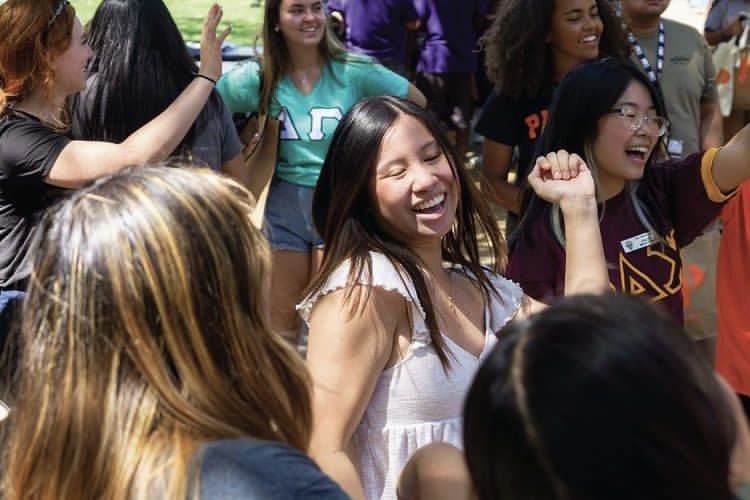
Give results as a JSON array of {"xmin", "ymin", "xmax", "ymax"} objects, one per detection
[
  {"xmin": 609, "ymin": 104, "xmax": 669, "ymax": 137},
  {"xmin": 46, "ymin": 0, "xmax": 69, "ymax": 30}
]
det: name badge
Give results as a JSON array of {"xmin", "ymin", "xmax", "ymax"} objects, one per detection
[
  {"xmin": 667, "ymin": 138, "xmax": 683, "ymax": 158},
  {"xmin": 620, "ymin": 231, "xmax": 658, "ymax": 253}
]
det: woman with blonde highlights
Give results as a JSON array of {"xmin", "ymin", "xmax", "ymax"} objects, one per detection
[{"xmin": 2, "ymin": 166, "xmax": 347, "ymax": 499}]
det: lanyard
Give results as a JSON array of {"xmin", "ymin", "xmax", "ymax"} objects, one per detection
[{"xmin": 628, "ymin": 21, "xmax": 665, "ymax": 83}]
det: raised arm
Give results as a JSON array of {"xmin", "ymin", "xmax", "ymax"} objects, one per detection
[
  {"xmin": 700, "ymin": 102, "xmax": 724, "ymax": 150},
  {"xmin": 45, "ymin": 4, "xmax": 231, "ymax": 188},
  {"xmin": 527, "ymin": 151, "xmax": 608, "ymax": 296},
  {"xmin": 480, "ymin": 139, "xmax": 523, "ymax": 214},
  {"xmin": 710, "ymin": 123, "xmax": 750, "ymax": 193},
  {"xmin": 516, "ymin": 151, "xmax": 607, "ymax": 317},
  {"xmin": 306, "ymin": 286, "xmax": 403, "ymax": 500}
]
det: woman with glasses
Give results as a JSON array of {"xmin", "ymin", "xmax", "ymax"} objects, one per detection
[
  {"xmin": 476, "ymin": 0, "xmax": 628, "ymax": 235},
  {"xmin": 507, "ymin": 57, "xmax": 750, "ymax": 325},
  {"xmin": 0, "ymin": 0, "xmax": 228, "ymax": 328}
]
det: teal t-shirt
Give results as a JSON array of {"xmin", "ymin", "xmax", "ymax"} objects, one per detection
[{"xmin": 217, "ymin": 55, "xmax": 409, "ymax": 187}]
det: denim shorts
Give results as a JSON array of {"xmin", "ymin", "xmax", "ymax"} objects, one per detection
[
  {"xmin": 265, "ymin": 177, "xmax": 324, "ymax": 252},
  {"xmin": 0, "ymin": 289, "xmax": 24, "ymax": 350}
]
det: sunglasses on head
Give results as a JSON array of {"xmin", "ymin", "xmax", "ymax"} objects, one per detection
[{"xmin": 46, "ymin": 0, "xmax": 69, "ymax": 30}]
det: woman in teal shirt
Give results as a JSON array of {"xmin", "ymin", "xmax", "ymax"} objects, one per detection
[{"xmin": 218, "ymin": 0, "xmax": 424, "ymax": 345}]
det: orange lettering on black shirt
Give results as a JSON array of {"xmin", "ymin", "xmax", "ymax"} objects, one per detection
[{"xmin": 524, "ymin": 109, "xmax": 549, "ymax": 140}]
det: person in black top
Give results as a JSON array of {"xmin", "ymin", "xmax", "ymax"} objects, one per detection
[
  {"xmin": 0, "ymin": 0, "xmax": 228, "ymax": 325},
  {"xmin": 476, "ymin": 0, "xmax": 628, "ymax": 234}
]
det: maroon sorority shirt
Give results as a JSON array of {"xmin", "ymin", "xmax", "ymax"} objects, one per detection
[{"xmin": 507, "ymin": 149, "xmax": 731, "ymax": 324}]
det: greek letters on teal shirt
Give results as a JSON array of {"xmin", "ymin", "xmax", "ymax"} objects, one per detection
[{"xmin": 217, "ymin": 54, "xmax": 409, "ymax": 187}]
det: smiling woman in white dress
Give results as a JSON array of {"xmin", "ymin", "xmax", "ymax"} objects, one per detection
[{"xmin": 298, "ymin": 95, "xmax": 610, "ymax": 500}]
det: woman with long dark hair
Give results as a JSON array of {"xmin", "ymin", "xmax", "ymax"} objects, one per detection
[
  {"xmin": 508, "ymin": 57, "xmax": 750, "ymax": 324},
  {"xmin": 72, "ymin": 0, "xmax": 243, "ymax": 172},
  {"xmin": 464, "ymin": 293, "xmax": 750, "ymax": 500},
  {"xmin": 476, "ymin": 0, "xmax": 628, "ymax": 234},
  {"xmin": 300, "ymin": 95, "xmax": 608, "ymax": 500}
]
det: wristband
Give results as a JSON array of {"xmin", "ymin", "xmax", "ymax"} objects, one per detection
[{"xmin": 195, "ymin": 73, "xmax": 217, "ymax": 85}]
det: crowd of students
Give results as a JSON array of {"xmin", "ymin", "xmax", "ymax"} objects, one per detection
[{"xmin": 0, "ymin": 0, "xmax": 749, "ymax": 499}]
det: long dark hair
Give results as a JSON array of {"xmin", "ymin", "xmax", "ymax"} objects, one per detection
[
  {"xmin": 307, "ymin": 96, "xmax": 505, "ymax": 369},
  {"xmin": 72, "ymin": 0, "xmax": 208, "ymax": 149},
  {"xmin": 512, "ymin": 57, "xmax": 668, "ymax": 250},
  {"xmin": 464, "ymin": 293, "xmax": 736, "ymax": 500},
  {"xmin": 482, "ymin": 0, "xmax": 628, "ymax": 98}
]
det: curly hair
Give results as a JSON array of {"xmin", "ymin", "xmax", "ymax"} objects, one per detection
[{"xmin": 482, "ymin": 0, "xmax": 628, "ymax": 98}]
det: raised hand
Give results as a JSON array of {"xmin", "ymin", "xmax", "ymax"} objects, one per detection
[
  {"xmin": 527, "ymin": 150, "xmax": 596, "ymax": 205},
  {"xmin": 200, "ymin": 4, "xmax": 232, "ymax": 82}
]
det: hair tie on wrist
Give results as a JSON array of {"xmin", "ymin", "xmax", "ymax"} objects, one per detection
[{"xmin": 195, "ymin": 73, "xmax": 217, "ymax": 85}]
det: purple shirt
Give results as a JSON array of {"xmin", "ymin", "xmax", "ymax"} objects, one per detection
[
  {"xmin": 327, "ymin": 0, "xmax": 418, "ymax": 66},
  {"xmin": 507, "ymin": 150, "xmax": 730, "ymax": 324},
  {"xmin": 413, "ymin": 0, "xmax": 488, "ymax": 73}
]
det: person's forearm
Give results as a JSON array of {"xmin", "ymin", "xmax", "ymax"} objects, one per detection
[
  {"xmin": 714, "ymin": 123, "xmax": 750, "ymax": 192},
  {"xmin": 560, "ymin": 195, "xmax": 608, "ymax": 295},
  {"xmin": 119, "ymin": 77, "xmax": 215, "ymax": 164},
  {"xmin": 483, "ymin": 179, "xmax": 523, "ymax": 214},
  {"xmin": 315, "ymin": 451, "xmax": 366, "ymax": 500},
  {"xmin": 701, "ymin": 105, "xmax": 724, "ymax": 149},
  {"xmin": 705, "ymin": 28, "xmax": 728, "ymax": 45}
]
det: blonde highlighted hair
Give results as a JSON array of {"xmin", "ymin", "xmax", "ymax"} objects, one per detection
[{"xmin": 2, "ymin": 165, "xmax": 312, "ymax": 499}]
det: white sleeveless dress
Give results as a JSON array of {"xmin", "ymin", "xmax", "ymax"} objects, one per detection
[{"xmin": 298, "ymin": 252, "xmax": 523, "ymax": 500}]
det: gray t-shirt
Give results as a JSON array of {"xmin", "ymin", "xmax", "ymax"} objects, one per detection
[
  {"xmin": 629, "ymin": 18, "xmax": 718, "ymax": 157},
  {"xmin": 72, "ymin": 75, "xmax": 242, "ymax": 171},
  {"xmin": 183, "ymin": 94, "xmax": 243, "ymax": 170},
  {"xmin": 197, "ymin": 439, "xmax": 350, "ymax": 499}
]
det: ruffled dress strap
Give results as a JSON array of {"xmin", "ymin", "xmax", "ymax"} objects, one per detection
[
  {"xmin": 297, "ymin": 252, "xmax": 430, "ymax": 344},
  {"xmin": 484, "ymin": 271, "xmax": 524, "ymax": 334}
]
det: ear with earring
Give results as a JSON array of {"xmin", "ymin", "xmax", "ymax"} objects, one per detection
[{"xmin": 274, "ymin": 25, "xmax": 280, "ymax": 32}]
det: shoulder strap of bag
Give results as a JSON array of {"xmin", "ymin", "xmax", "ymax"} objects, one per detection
[
  {"xmin": 738, "ymin": 21, "xmax": 750, "ymax": 49},
  {"xmin": 243, "ymin": 62, "xmax": 281, "ymax": 228}
]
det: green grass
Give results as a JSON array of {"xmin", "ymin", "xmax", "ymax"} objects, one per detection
[{"xmin": 72, "ymin": 0, "xmax": 264, "ymax": 45}]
